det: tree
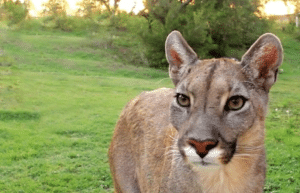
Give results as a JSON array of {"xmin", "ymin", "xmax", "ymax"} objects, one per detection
[
  {"xmin": 97, "ymin": 0, "xmax": 111, "ymax": 12},
  {"xmin": 2, "ymin": 0, "xmax": 29, "ymax": 25},
  {"xmin": 139, "ymin": 0, "xmax": 269, "ymax": 69},
  {"xmin": 112, "ymin": 0, "xmax": 120, "ymax": 15},
  {"xmin": 76, "ymin": 0, "xmax": 102, "ymax": 18},
  {"xmin": 42, "ymin": 0, "xmax": 68, "ymax": 17}
]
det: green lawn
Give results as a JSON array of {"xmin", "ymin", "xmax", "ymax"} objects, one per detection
[{"xmin": 0, "ymin": 24, "xmax": 299, "ymax": 192}]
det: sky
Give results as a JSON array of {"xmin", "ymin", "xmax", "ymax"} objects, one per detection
[
  {"xmin": 27, "ymin": 0, "xmax": 145, "ymax": 17},
  {"xmin": 264, "ymin": 1, "xmax": 295, "ymax": 15},
  {"xmin": 22, "ymin": 0, "xmax": 296, "ymax": 17}
]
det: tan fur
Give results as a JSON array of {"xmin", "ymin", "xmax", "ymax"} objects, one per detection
[{"xmin": 109, "ymin": 31, "xmax": 283, "ymax": 193}]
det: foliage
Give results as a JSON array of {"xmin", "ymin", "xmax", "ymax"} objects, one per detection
[
  {"xmin": 277, "ymin": 17, "xmax": 300, "ymax": 43},
  {"xmin": 96, "ymin": 0, "xmax": 112, "ymax": 12},
  {"xmin": 287, "ymin": 25, "xmax": 300, "ymax": 42},
  {"xmin": 17, "ymin": 17, "xmax": 44, "ymax": 31},
  {"xmin": 40, "ymin": 0, "xmax": 119, "ymax": 33},
  {"xmin": 41, "ymin": 0, "xmax": 72, "ymax": 32},
  {"xmin": 284, "ymin": 21, "xmax": 297, "ymax": 33},
  {"xmin": 1, "ymin": 0, "xmax": 28, "ymax": 25},
  {"xmin": 42, "ymin": 15, "xmax": 87, "ymax": 32},
  {"xmin": 295, "ymin": 30, "xmax": 300, "ymax": 42},
  {"xmin": 139, "ymin": 0, "xmax": 269, "ymax": 69},
  {"xmin": 76, "ymin": 0, "xmax": 105, "ymax": 18},
  {"xmin": 42, "ymin": 0, "xmax": 68, "ymax": 17}
]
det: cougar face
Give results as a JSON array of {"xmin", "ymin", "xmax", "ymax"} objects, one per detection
[
  {"xmin": 171, "ymin": 59, "xmax": 259, "ymax": 167},
  {"xmin": 109, "ymin": 30, "xmax": 283, "ymax": 193},
  {"xmin": 165, "ymin": 31, "xmax": 282, "ymax": 172}
]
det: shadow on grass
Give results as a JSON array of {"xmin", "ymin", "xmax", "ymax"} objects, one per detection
[{"xmin": 0, "ymin": 110, "xmax": 40, "ymax": 121}]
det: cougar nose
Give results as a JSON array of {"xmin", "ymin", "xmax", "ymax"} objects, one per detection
[{"xmin": 188, "ymin": 139, "xmax": 218, "ymax": 158}]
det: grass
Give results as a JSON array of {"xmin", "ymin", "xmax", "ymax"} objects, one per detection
[
  {"xmin": 262, "ymin": 27, "xmax": 300, "ymax": 192},
  {"xmin": 0, "ymin": 70, "xmax": 170, "ymax": 192},
  {"xmin": 0, "ymin": 21, "xmax": 299, "ymax": 192},
  {"xmin": 0, "ymin": 23, "xmax": 171, "ymax": 192}
]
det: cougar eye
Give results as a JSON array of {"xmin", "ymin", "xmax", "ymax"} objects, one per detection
[
  {"xmin": 225, "ymin": 96, "xmax": 247, "ymax": 111},
  {"xmin": 176, "ymin": 94, "xmax": 190, "ymax": 107}
]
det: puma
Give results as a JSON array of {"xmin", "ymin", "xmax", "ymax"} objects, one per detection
[{"xmin": 108, "ymin": 31, "xmax": 283, "ymax": 193}]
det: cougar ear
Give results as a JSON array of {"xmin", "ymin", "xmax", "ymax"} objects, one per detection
[
  {"xmin": 165, "ymin": 31, "xmax": 198, "ymax": 86},
  {"xmin": 241, "ymin": 33, "xmax": 283, "ymax": 91}
]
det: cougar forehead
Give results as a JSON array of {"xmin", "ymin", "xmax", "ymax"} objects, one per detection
[{"xmin": 178, "ymin": 58, "xmax": 248, "ymax": 103}]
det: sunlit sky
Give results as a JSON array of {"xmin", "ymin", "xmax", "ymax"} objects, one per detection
[
  {"xmin": 26, "ymin": 0, "xmax": 145, "ymax": 17},
  {"xmin": 264, "ymin": 1, "xmax": 295, "ymax": 15},
  {"xmin": 20, "ymin": 0, "xmax": 296, "ymax": 17}
]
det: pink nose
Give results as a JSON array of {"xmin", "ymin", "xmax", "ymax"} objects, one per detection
[{"xmin": 188, "ymin": 140, "xmax": 218, "ymax": 158}]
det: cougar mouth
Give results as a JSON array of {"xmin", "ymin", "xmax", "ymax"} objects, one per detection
[
  {"xmin": 183, "ymin": 145, "xmax": 223, "ymax": 166},
  {"xmin": 183, "ymin": 139, "xmax": 237, "ymax": 166}
]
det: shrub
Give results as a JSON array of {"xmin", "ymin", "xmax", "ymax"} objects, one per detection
[
  {"xmin": 285, "ymin": 21, "xmax": 296, "ymax": 33},
  {"xmin": 295, "ymin": 31, "xmax": 300, "ymax": 42},
  {"xmin": 42, "ymin": 16, "xmax": 100, "ymax": 33},
  {"xmin": 18, "ymin": 18, "xmax": 44, "ymax": 31}
]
